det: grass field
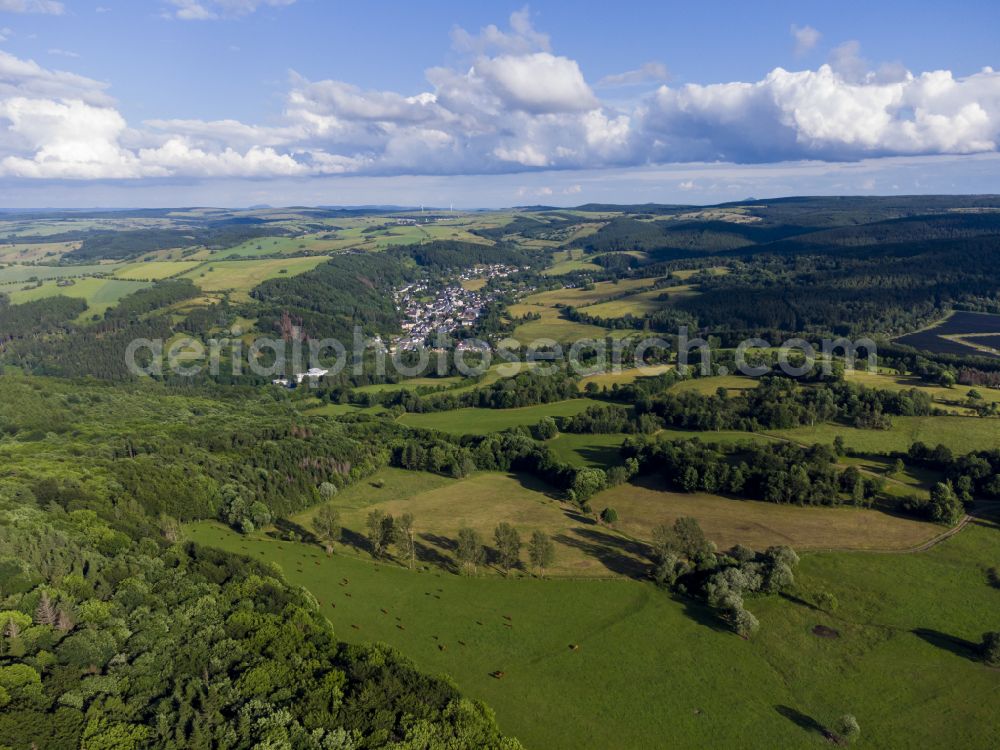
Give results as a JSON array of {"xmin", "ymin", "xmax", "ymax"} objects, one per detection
[
  {"xmin": 580, "ymin": 284, "xmax": 698, "ymax": 318},
  {"xmin": 5, "ymin": 277, "xmax": 152, "ymax": 319},
  {"xmin": 398, "ymin": 399, "xmax": 604, "ymax": 435},
  {"xmin": 0, "ymin": 240, "xmax": 81, "ymax": 263},
  {"xmin": 546, "ymin": 432, "xmax": 631, "ymax": 468},
  {"xmin": 186, "ymin": 515, "xmax": 1000, "ymax": 749},
  {"xmin": 509, "ymin": 278, "xmax": 663, "ymax": 342},
  {"xmin": 596, "ymin": 475, "xmax": 939, "ymax": 552},
  {"xmin": 767, "ymin": 416, "xmax": 1000, "ymax": 455},
  {"xmin": 508, "ymin": 305, "xmax": 612, "ymax": 342},
  {"xmin": 300, "ymin": 401, "xmax": 388, "ymax": 417},
  {"xmin": 295, "ymin": 471, "xmax": 631, "ymax": 577},
  {"xmin": 0, "ymin": 263, "xmax": 118, "ymax": 285},
  {"xmin": 542, "ymin": 248, "xmax": 601, "ymax": 276},
  {"xmin": 844, "ymin": 369, "xmax": 1000, "ymax": 410},
  {"xmin": 670, "ymin": 374, "xmax": 761, "ymax": 395},
  {"xmin": 113, "ymin": 260, "xmax": 202, "ymax": 280},
  {"xmin": 181, "ymin": 256, "xmax": 329, "ymax": 299},
  {"xmin": 578, "ymin": 364, "xmax": 674, "ymax": 389}
]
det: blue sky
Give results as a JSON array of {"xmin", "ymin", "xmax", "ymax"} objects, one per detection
[{"xmin": 0, "ymin": 0, "xmax": 998, "ymax": 207}]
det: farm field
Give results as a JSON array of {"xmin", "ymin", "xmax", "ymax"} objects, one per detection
[
  {"xmin": 895, "ymin": 311, "xmax": 1000, "ymax": 359},
  {"xmin": 181, "ymin": 256, "xmax": 329, "ymax": 298},
  {"xmin": 596, "ymin": 475, "xmax": 939, "ymax": 552},
  {"xmin": 4, "ymin": 276, "xmax": 152, "ymax": 319},
  {"xmin": 398, "ymin": 398, "xmax": 605, "ymax": 434},
  {"xmin": 186, "ymin": 517, "xmax": 1000, "ymax": 750},
  {"xmin": 766, "ymin": 416, "xmax": 1000, "ymax": 455}
]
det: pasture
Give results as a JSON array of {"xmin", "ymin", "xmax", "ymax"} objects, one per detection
[
  {"xmin": 0, "ymin": 241, "xmax": 81, "ymax": 263},
  {"xmin": 766, "ymin": 416, "xmax": 1000, "ymax": 455},
  {"xmin": 595, "ymin": 475, "xmax": 939, "ymax": 552},
  {"xmin": 0, "ymin": 263, "xmax": 118, "ymax": 285},
  {"xmin": 578, "ymin": 363, "xmax": 674, "ymax": 389},
  {"xmin": 670, "ymin": 374, "xmax": 761, "ymax": 395},
  {"xmin": 398, "ymin": 399, "xmax": 604, "ymax": 435},
  {"xmin": 580, "ymin": 284, "xmax": 698, "ymax": 318},
  {"xmin": 181, "ymin": 256, "xmax": 329, "ymax": 299},
  {"xmin": 299, "ymin": 471, "xmax": 633, "ymax": 577},
  {"xmin": 542, "ymin": 248, "xmax": 600, "ymax": 276},
  {"xmin": 844, "ymin": 369, "xmax": 1000, "ymax": 412},
  {"xmin": 113, "ymin": 260, "xmax": 203, "ymax": 280},
  {"xmin": 187, "ymin": 514, "xmax": 1000, "ymax": 750},
  {"xmin": 4, "ymin": 277, "xmax": 152, "ymax": 319}
]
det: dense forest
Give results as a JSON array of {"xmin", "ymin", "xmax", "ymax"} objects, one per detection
[{"xmin": 0, "ymin": 377, "xmax": 524, "ymax": 749}]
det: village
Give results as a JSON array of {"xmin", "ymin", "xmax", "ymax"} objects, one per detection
[{"xmin": 391, "ymin": 263, "xmax": 518, "ymax": 351}]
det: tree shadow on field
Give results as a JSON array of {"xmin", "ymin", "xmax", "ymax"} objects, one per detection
[
  {"xmin": 680, "ymin": 598, "xmax": 731, "ymax": 634},
  {"xmin": 573, "ymin": 444, "xmax": 621, "ymax": 469},
  {"xmin": 553, "ymin": 527, "xmax": 648, "ymax": 576},
  {"xmin": 774, "ymin": 705, "xmax": 828, "ymax": 738},
  {"xmin": 339, "ymin": 527, "xmax": 371, "ymax": 555},
  {"xmin": 414, "ymin": 535, "xmax": 456, "ymax": 571},
  {"xmin": 270, "ymin": 518, "xmax": 317, "ymax": 544},
  {"xmin": 508, "ymin": 471, "xmax": 562, "ymax": 500},
  {"xmin": 912, "ymin": 628, "xmax": 980, "ymax": 661}
]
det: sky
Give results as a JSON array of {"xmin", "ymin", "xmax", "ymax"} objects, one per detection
[{"xmin": 0, "ymin": 0, "xmax": 998, "ymax": 207}]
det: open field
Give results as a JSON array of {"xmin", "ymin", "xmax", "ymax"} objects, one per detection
[
  {"xmin": 524, "ymin": 277, "xmax": 660, "ymax": 308},
  {"xmin": 291, "ymin": 467, "xmax": 454, "ymax": 523},
  {"xmin": 767, "ymin": 416, "xmax": 1000, "ymax": 455},
  {"xmin": 508, "ymin": 304, "xmax": 613, "ymax": 341},
  {"xmin": 113, "ymin": 260, "xmax": 203, "ymax": 280},
  {"xmin": 580, "ymin": 284, "xmax": 698, "ymax": 317},
  {"xmin": 181, "ymin": 256, "xmax": 329, "ymax": 299},
  {"xmin": 0, "ymin": 241, "xmax": 81, "ymax": 263},
  {"xmin": 670, "ymin": 374, "xmax": 761, "ymax": 395},
  {"xmin": 4, "ymin": 276, "xmax": 151, "ymax": 319},
  {"xmin": 0, "ymin": 263, "xmax": 118, "ymax": 285},
  {"xmin": 844, "ymin": 369, "xmax": 1000, "ymax": 413},
  {"xmin": 298, "ymin": 471, "xmax": 631, "ymax": 577},
  {"xmin": 300, "ymin": 401, "xmax": 388, "ymax": 417},
  {"xmin": 542, "ymin": 248, "xmax": 601, "ymax": 276},
  {"xmin": 546, "ymin": 432, "xmax": 631, "ymax": 468},
  {"xmin": 895, "ymin": 311, "xmax": 1000, "ymax": 359},
  {"xmin": 398, "ymin": 398, "xmax": 604, "ymax": 435},
  {"xmin": 597, "ymin": 475, "xmax": 939, "ymax": 552},
  {"xmin": 671, "ymin": 266, "xmax": 731, "ymax": 280},
  {"xmin": 460, "ymin": 277, "xmax": 488, "ymax": 291},
  {"xmin": 187, "ymin": 516, "xmax": 1000, "ymax": 750},
  {"xmin": 579, "ymin": 364, "xmax": 674, "ymax": 390},
  {"xmin": 509, "ymin": 277, "xmax": 663, "ymax": 341}
]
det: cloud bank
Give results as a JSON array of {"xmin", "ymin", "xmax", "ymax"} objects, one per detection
[{"xmin": 0, "ymin": 10, "xmax": 998, "ymax": 181}]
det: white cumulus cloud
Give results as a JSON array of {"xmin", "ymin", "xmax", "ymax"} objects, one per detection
[{"xmin": 0, "ymin": 12, "xmax": 998, "ymax": 182}]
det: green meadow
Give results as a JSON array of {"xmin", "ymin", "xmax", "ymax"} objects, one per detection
[
  {"xmin": 766, "ymin": 416, "xmax": 1000, "ymax": 456},
  {"xmin": 398, "ymin": 399, "xmax": 604, "ymax": 435},
  {"xmin": 4, "ymin": 276, "xmax": 152, "ymax": 319},
  {"xmin": 187, "ymin": 517, "xmax": 1000, "ymax": 750}
]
